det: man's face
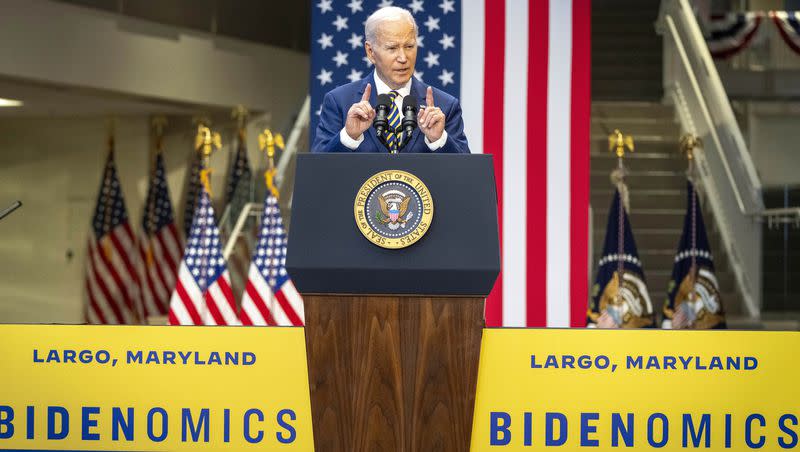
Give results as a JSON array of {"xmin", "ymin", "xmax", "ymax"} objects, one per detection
[{"xmin": 365, "ymin": 19, "xmax": 417, "ymax": 89}]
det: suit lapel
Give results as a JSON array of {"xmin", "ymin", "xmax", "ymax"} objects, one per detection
[{"xmin": 356, "ymin": 76, "xmax": 386, "ymax": 152}]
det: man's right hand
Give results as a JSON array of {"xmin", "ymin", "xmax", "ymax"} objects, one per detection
[{"xmin": 345, "ymin": 83, "xmax": 376, "ymax": 140}]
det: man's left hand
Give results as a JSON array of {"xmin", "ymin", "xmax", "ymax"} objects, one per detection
[{"xmin": 418, "ymin": 86, "xmax": 445, "ymax": 142}]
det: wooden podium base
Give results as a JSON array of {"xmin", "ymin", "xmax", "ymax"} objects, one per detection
[{"xmin": 303, "ymin": 295, "xmax": 484, "ymax": 452}]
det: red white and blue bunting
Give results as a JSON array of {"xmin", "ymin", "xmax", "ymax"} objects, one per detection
[
  {"xmin": 706, "ymin": 12, "xmax": 763, "ymax": 59},
  {"xmin": 771, "ymin": 11, "xmax": 800, "ymax": 56}
]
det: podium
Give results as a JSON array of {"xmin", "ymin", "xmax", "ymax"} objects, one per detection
[{"xmin": 287, "ymin": 154, "xmax": 500, "ymax": 451}]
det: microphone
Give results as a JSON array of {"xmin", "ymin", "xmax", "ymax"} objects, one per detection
[
  {"xmin": 373, "ymin": 94, "xmax": 393, "ymax": 139},
  {"xmin": 399, "ymin": 95, "xmax": 418, "ymax": 150}
]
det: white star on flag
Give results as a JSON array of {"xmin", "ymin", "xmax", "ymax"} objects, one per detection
[
  {"xmin": 417, "ymin": 34, "xmax": 425, "ymax": 47},
  {"xmin": 407, "ymin": 0, "xmax": 424, "ymax": 13},
  {"xmin": 378, "ymin": 0, "xmax": 394, "ymax": 7},
  {"xmin": 332, "ymin": 50, "xmax": 349, "ymax": 67},
  {"xmin": 333, "ymin": 15, "xmax": 349, "ymax": 31},
  {"xmin": 424, "ymin": 15, "xmax": 440, "ymax": 32},
  {"xmin": 363, "ymin": 55, "xmax": 373, "ymax": 67},
  {"xmin": 438, "ymin": 68, "xmax": 454, "ymax": 86},
  {"xmin": 424, "ymin": 51, "xmax": 440, "ymax": 67},
  {"xmin": 317, "ymin": 33, "xmax": 334, "ymax": 49},
  {"xmin": 414, "ymin": 70, "xmax": 424, "ymax": 81},
  {"xmin": 439, "ymin": 0, "xmax": 455, "ymax": 14},
  {"xmin": 346, "ymin": 0, "xmax": 363, "ymax": 14},
  {"xmin": 347, "ymin": 68, "xmax": 364, "ymax": 82},
  {"xmin": 317, "ymin": 0, "xmax": 333, "ymax": 13},
  {"xmin": 317, "ymin": 68, "xmax": 333, "ymax": 85},
  {"xmin": 439, "ymin": 33, "xmax": 455, "ymax": 50},
  {"xmin": 347, "ymin": 32, "xmax": 363, "ymax": 49}
]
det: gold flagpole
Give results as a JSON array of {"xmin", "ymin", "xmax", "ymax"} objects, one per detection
[
  {"xmin": 259, "ymin": 129, "xmax": 285, "ymax": 199},
  {"xmin": 195, "ymin": 124, "xmax": 222, "ymax": 196},
  {"xmin": 607, "ymin": 129, "xmax": 635, "ymax": 310}
]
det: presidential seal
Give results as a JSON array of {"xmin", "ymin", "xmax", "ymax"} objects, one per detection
[{"xmin": 354, "ymin": 170, "xmax": 433, "ymax": 249}]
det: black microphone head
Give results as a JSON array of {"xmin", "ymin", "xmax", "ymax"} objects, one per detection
[
  {"xmin": 376, "ymin": 94, "xmax": 393, "ymax": 110},
  {"xmin": 402, "ymin": 95, "xmax": 418, "ymax": 114}
]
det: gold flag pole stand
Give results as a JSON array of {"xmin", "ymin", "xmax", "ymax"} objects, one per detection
[
  {"xmin": 679, "ymin": 133, "xmax": 703, "ymax": 294},
  {"xmin": 259, "ymin": 129, "xmax": 285, "ymax": 199}
]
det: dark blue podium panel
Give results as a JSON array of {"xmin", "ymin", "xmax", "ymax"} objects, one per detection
[{"xmin": 286, "ymin": 153, "xmax": 500, "ymax": 296}]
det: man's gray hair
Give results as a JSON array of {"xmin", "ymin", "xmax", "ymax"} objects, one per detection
[{"xmin": 364, "ymin": 6, "xmax": 418, "ymax": 45}]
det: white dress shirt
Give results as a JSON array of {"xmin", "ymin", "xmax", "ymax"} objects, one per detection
[{"xmin": 339, "ymin": 71, "xmax": 448, "ymax": 151}]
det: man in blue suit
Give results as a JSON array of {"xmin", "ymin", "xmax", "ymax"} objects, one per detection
[{"xmin": 312, "ymin": 6, "xmax": 470, "ymax": 154}]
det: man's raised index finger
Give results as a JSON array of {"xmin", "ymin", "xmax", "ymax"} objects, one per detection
[
  {"xmin": 426, "ymin": 86, "xmax": 434, "ymax": 107},
  {"xmin": 362, "ymin": 83, "xmax": 372, "ymax": 102}
]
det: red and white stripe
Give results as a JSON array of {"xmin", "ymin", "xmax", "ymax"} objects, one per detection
[
  {"xmin": 136, "ymin": 223, "xmax": 181, "ymax": 318},
  {"xmin": 168, "ymin": 266, "xmax": 239, "ymax": 326},
  {"xmin": 461, "ymin": 0, "xmax": 591, "ymax": 327},
  {"xmin": 239, "ymin": 268, "xmax": 305, "ymax": 326},
  {"xmin": 85, "ymin": 224, "xmax": 140, "ymax": 324}
]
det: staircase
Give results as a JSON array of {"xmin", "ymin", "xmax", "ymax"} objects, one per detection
[{"xmin": 590, "ymin": 101, "xmax": 746, "ymax": 321}]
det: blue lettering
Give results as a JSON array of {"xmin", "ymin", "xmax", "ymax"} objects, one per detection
[
  {"xmin": 79, "ymin": 350, "xmax": 93, "ymax": 364},
  {"xmin": 682, "ymin": 413, "xmax": 710, "ymax": 447},
  {"xmin": 745, "ymin": 357, "xmax": 758, "ymax": 370},
  {"xmin": 490, "ymin": 412, "xmax": 511, "ymax": 446},
  {"xmin": 112, "ymin": 407, "xmax": 134, "ymax": 441},
  {"xmin": 178, "ymin": 351, "xmax": 191, "ymax": 364},
  {"xmin": 127, "ymin": 350, "xmax": 142, "ymax": 364},
  {"xmin": 225, "ymin": 352, "xmax": 239, "ymax": 365},
  {"xmin": 244, "ymin": 409, "xmax": 264, "ymax": 443},
  {"xmin": 595, "ymin": 355, "xmax": 610, "ymax": 369},
  {"xmin": 663, "ymin": 356, "xmax": 677, "ymax": 370},
  {"xmin": 545, "ymin": 412, "xmax": 567, "ymax": 446},
  {"xmin": 0, "ymin": 406, "xmax": 14, "ymax": 439},
  {"xmin": 695, "ymin": 356, "xmax": 707, "ymax": 370},
  {"xmin": 580, "ymin": 412, "xmax": 599, "ymax": 447},
  {"xmin": 612, "ymin": 413, "xmax": 634, "ymax": 447},
  {"xmin": 647, "ymin": 413, "xmax": 668, "ymax": 448},
  {"xmin": 531, "ymin": 355, "xmax": 541, "ymax": 369},
  {"xmin": 243, "ymin": 352, "xmax": 256, "ymax": 365},
  {"xmin": 779, "ymin": 414, "xmax": 798, "ymax": 449},
  {"xmin": 147, "ymin": 408, "xmax": 168, "ymax": 442},
  {"xmin": 47, "ymin": 350, "xmax": 60, "ymax": 363},
  {"xmin": 82, "ymin": 407, "xmax": 100, "ymax": 441},
  {"xmin": 96, "ymin": 350, "xmax": 110, "ymax": 364},
  {"xmin": 145, "ymin": 351, "xmax": 160, "ymax": 364},
  {"xmin": 646, "ymin": 356, "xmax": 660, "ymax": 370},
  {"xmin": 63, "ymin": 350, "xmax": 77, "ymax": 363},
  {"xmin": 208, "ymin": 352, "xmax": 222, "ymax": 365},
  {"xmin": 276, "ymin": 409, "xmax": 297, "ymax": 444},
  {"xmin": 709, "ymin": 356, "xmax": 723, "ymax": 370},
  {"xmin": 562, "ymin": 355, "xmax": 575, "ymax": 368},
  {"xmin": 182, "ymin": 408, "xmax": 209, "ymax": 442},
  {"xmin": 577, "ymin": 355, "xmax": 592, "ymax": 369},
  {"xmin": 33, "ymin": 349, "xmax": 43, "ymax": 363},
  {"xmin": 224, "ymin": 409, "xmax": 231, "ymax": 443},
  {"xmin": 545, "ymin": 355, "xmax": 559, "ymax": 368},
  {"xmin": 47, "ymin": 406, "xmax": 69, "ymax": 440},
  {"xmin": 745, "ymin": 414, "xmax": 766, "ymax": 448},
  {"xmin": 627, "ymin": 355, "xmax": 642, "ymax": 369},
  {"xmin": 26, "ymin": 406, "xmax": 34, "ymax": 439},
  {"xmin": 679, "ymin": 356, "xmax": 692, "ymax": 369},
  {"xmin": 163, "ymin": 351, "xmax": 176, "ymax": 365},
  {"xmin": 727, "ymin": 356, "xmax": 741, "ymax": 370},
  {"xmin": 194, "ymin": 352, "xmax": 205, "ymax": 365},
  {"xmin": 725, "ymin": 414, "xmax": 732, "ymax": 448},
  {"xmin": 524, "ymin": 412, "xmax": 533, "ymax": 446}
]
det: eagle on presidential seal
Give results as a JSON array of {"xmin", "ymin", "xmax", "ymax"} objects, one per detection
[{"xmin": 377, "ymin": 189, "xmax": 414, "ymax": 230}]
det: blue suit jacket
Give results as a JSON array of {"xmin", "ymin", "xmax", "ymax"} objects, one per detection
[{"xmin": 312, "ymin": 76, "xmax": 470, "ymax": 153}]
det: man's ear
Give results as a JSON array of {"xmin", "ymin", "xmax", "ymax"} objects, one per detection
[{"xmin": 365, "ymin": 42, "xmax": 375, "ymax": 64}]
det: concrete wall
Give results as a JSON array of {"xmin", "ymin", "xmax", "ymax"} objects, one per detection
[
  {"xmin": 747, "ymin": 103, "xmax": 800, "ymax": 188},
  {"xmin": 0, "ymin": 116, "xmax": 277, "ymax": 323}
]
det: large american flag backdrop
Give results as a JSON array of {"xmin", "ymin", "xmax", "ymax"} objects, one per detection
[{"xmin": 310, "ymin": 0, "xmax": 591, "ymax": 327}]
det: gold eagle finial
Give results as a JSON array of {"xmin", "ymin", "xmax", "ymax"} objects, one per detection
[
  {"xmin": 608, "ymin": 129, "xmax": 634, "ymax": 158},
  {"xmin": 679, "ymin": 134, "xmax": 703, "ymax": 161},
  {"xmin": 194, "ymin": 125, "xmax": 221, "ymax": 195},
  {"xmin": 259, "ymin": 129, "xmax": 285, "ymax": 199}
]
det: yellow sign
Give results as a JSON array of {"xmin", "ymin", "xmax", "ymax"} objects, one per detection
[
  {"xmin": 0, "ymin": 325, "xmax": 314, "ymax": 450},
  {"xmin": 353, "ymin": 170, "xmax": 434, "ymax": 249},
  {"xmin": 470, "ymin": 329, "xmax": 799, "ymax": 451}
]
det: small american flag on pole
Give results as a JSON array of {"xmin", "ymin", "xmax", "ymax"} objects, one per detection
[
  {"xmin": 239, "ymin": 194, "xmax": 304, "ymax": 326},
  {"xmin": 85, "ymin": 150, "xmax": 141, "ymax": 324},
  {"xmin": 136, "ymin": 152, "xmax": 182, "ymax": 319},
  {"xmin": 168, "ymin": 186, "xmax": 239, "ymax": 326}
]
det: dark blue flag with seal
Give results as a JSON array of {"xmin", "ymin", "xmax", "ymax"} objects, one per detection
[
  {"xmin": 662, "ymin": 181, "xmax": 726, "ymax": 329},
  {"xmin": 588, "ymin": 189, "xmax": 655, "ymax": 328}
]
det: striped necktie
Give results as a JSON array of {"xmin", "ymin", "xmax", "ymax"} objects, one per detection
[{"xmin": 385, "ymin": 90, "xmax": 402, "ymax": 152}]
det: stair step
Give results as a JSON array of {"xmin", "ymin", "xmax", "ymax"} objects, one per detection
[
  {"xmin": 591, "ymin": 120, "xmax": 681, "ymax": 138},
  {"xmin": 592, "ymin": 101, "xmax": 675, "ymax": 119},
  {"xmin": 591, "ymin": 170, "xmax": 686, "ymax": 191}
]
